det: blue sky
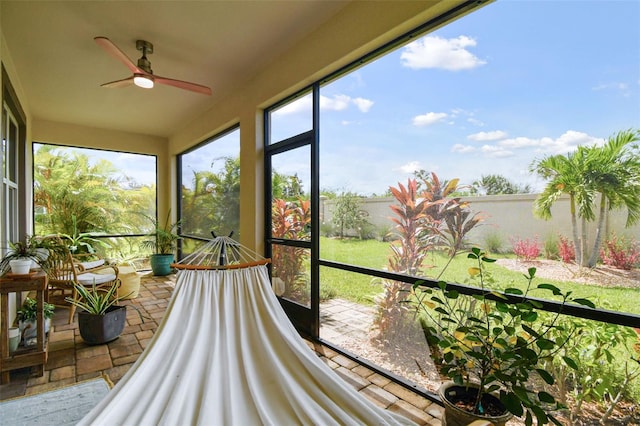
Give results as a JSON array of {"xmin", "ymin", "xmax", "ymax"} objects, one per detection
[{"xmin": 273, "ymin": 0, "xmax": 640, "ymax": 196}]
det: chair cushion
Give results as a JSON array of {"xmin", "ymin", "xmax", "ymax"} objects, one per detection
[
  {"xmin": 77, "ymin": 273, "xmax": 116, "ymax": 285},
  {"xmin": 79, "ymin": 259, "xmax": 106, "ymax": 270}
]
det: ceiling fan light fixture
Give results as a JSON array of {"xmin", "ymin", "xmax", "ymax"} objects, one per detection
[{"xmin": 133, "ymin": 74, "xmax": 154, "ymax": 89}]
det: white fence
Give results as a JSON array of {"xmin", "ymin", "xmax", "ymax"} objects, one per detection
[{"xmin": 321, "ymin": 194, "xmax": 640, "ymax": 252}]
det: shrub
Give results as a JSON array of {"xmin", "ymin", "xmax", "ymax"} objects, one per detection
[
  {"xmin": 599, "ymin": 233, "xmax": 640, "ymax": 270},
  {"xmin": 483, "ymin": 230, "xmax": 505, "ymax": 254},
  {"xmin": 510, "ymin": 236, "xmax": 541, "ymax": 261},
  {"xmin": 557, "ymin": 235, "xmax": 575, "ymax": 264},
  {"xmin": 543, "ymin": 233, "xmax": 559, "ymax": 260}
]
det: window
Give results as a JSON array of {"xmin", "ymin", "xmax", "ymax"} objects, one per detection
[
  {"xmin": 33, "ymin": 143, "xmax": 157, "ymax": 258},
  {"xmin": 266, "ymin": 0, "xmax": 639, "ymax": 406},
  {"xmin": 178, "ymin": 126, "xmax": 240, "ymax": 249}
]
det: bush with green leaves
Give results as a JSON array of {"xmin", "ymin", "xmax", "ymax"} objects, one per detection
[
  {"xmin": 542, "ymin": 314, "xmax": 640, "ymax": 424},
  {"xmin": 412, "ymin": 247, "xmax": 596, "ymax": 425},
  {"xmin": 17, "ymin": 297, "xmax": 55, "ymax": 321}
]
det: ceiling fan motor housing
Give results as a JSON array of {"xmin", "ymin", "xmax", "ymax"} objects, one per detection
[{"xmin": 136, "ymin": 40, "xmax": 153, "ymax": 74}]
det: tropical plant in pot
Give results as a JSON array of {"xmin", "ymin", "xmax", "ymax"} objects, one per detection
[
  {"xmin": 0, "ymin": 236, "xmax": 52, "ymax": 275},
  {"xmin": 66, "ymin": 281, "xmax": 132, "ymax": 345},
  {"xmin": 17, "ymin": 297, "xmax": 55, "ymax": 344},
  {"xmin": 411, "ymin": 248, "xmax": 596, "ymax": 426},
  {"xmin": 140, "ymin": 211, "xmax": 181, "ymax": 276}
]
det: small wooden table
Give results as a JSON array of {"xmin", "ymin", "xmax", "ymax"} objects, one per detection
[{"xmin": 0, "ymin": 272, "xmax": 48, "ymax": 384}]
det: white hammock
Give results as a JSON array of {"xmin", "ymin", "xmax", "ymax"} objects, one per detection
[{"xmin": 79, "ymin": 238, "xmax": 414, "ymax": 425}]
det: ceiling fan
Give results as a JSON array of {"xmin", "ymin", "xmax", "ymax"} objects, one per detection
[{"xmin": 94, "ymin": 36, "xmax": 212, "ymax": 96}]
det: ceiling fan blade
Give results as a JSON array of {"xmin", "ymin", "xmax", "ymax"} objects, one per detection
[
  {"xmin": 94, "ymin": 36, "xmax": 142, "ymax": 74},
  {"xmin": 155, "ymin": 76, "xmax": 212, "ymax": 96},
  {"xmin": 101, "ymin": 76, "xmax": 135, "ymax": 88}
]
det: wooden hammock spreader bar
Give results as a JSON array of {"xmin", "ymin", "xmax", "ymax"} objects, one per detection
[{"xmin": 171, "ymin": 258, "xmax": 271, "ymax": 270}]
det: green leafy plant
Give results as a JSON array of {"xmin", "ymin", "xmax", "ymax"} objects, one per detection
[
  {"xmin": 0, "ymin": 236, "xmax": 55, "ymax": 274},
  {"xmin": 65, "ymin": 281, "xmax": 128, "ymax": 315},
  {"xmin": 412, "ymin": 247, "xmax": 596, "ymax": 425},
  {"xmin": 17, "ymin": 297, "xmax": 55, "ymax": 321},
  {"xmin": 140, "ymin": 211, "xmax": 182, "ymax": 255},
  {"xmin": 59, "ymin": 215, "xmax": 109, "ymax": 256}
]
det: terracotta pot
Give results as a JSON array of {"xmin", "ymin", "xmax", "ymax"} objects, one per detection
[{"xmin": 439, "ymin": 381, "xmax": 513, "ymax": 426}]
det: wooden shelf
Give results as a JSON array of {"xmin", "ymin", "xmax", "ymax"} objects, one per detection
[{"xmin": 0, "ymin": 272, "xmax": 48, "ymax": 384}]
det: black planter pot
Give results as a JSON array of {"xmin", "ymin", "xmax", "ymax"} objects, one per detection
[
  {"xmin": 78, "ymin": 305, "xmax": 127, "ymax": 345},
  {"xmin": 439, "ymin": 381, "xmax": 513, "ymax": 426}
]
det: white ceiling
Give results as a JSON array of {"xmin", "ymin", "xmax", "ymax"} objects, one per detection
[{"xmin": 1, "ymin": 1, "xmax": 350, "ymax": 138}]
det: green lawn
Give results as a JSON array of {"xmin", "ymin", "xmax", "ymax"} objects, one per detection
[{"xmin": 319, "ymin": 236, "xmax": 638, "ymax": 314}]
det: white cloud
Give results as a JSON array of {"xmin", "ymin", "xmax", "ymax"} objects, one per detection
[
  {"xmin": 412, "ymin": 112, "xmax": 448, "ymax": 126},
  {"xmin": 400, "ymin": 35, "xmax": 487, "ymax": 71},
  {"xmin": 467, "ymin": 117, "xmax": 485, "ymax": 127},
  {"xmin": 352, "ymin": 97, "xmax": 374, "ymax": 112},
  {"xmin": 451, "ymin": 144, "xmax": 476, "ymax": 153},
  {"xmin": 272, "ymin": 93, "xmax": 374, "ymax": 115},
  {"xmin": 398, "ymin": 161, "xmax": 422, "ymax": 173},
  {"xmin": 320, "ymin": 94, "xmax": 351, "ymax": 111},
  {"xmin": 481, "ymin": 145, "xmax": 514, "ymax": 158},
  {"xmin": 592, "ymin": 81, "xmax": 631, "ymax": 97},
  {"xmin": 467, "ymin": 130, "xmax": 508, "ymax": 141},
  {"xmin": 497, "ymin": 130, "xmax": 603, "ymax": 154},
  {"xmin": 273, "ymin": 94, "xmax": 311, "ymax": 115}
]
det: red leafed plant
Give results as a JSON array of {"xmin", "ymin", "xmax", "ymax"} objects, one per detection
[
  {"xmin": 557, "ymin": 235, "xmax": 575, "ymax": 264},
  {"xmin": 510, "ymin": 236, "xmax": 541, "ymax": 261},
  {"xmin": 271, "ymin": 198, "xmax": 311, "ymax": 300},
  {"xmin": 599, "ymin": 233, "xmax": 640, "ymax": 270}
]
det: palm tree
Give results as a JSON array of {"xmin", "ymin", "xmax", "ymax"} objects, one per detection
[
  {"xmin": 531, "ymin": 147, "xmax": 594, "ymax": 266},
  {"xmin": 584, "ymin": 129, "xmax": 640, "ymax": 267}
]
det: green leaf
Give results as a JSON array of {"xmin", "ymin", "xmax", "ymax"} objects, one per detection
[
  {"xmin": 445, "ymin": 290, "xmax": 459, "ymax": 299},
  {"xmin": 538, "ymin": 391, "xmax": 556, "ymax": 404},
  {"xmin": 572, "ymin": 298, "xmax": 596, "ymax": 308},
  {"xmin": 531, "ymin": 405, "xmax": 549, "ymax": 424},
  {"xmin": 504, "ymin": 287, "xmax": 523, "ymax": 295},
  {"xmin": 536, "ymin": 368, "xmax": 555, "ymax": 385},
  {"xmin": 537, "ymin": 283, "xmax": 561, "ymax": 295},
  {"xmin": 536, "ymin": 338, "xmax": 555, "ymax": 350},
  {"xmin": 502, "ymin": 392, "xmax": 524, "ymax": 417},
  {"xmin": 563, "ymin": 356, "xmax": 579, "ymax": 370}
]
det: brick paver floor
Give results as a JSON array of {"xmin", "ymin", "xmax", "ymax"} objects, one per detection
[{"xmin": 0, "ymin": 272, "xmax": 443, "ymax": 425}]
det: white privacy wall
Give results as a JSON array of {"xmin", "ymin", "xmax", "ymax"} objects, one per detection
[{"xmin": 321, "ymin": 194, "xmax": 640, "ymax": 251}]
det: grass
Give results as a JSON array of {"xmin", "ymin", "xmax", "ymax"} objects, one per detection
[{"xmin": 319, "ymin": 237, "xmax": 637, "ymax": 314}]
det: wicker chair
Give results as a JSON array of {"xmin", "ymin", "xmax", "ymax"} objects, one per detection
[{"xmin": 44, "ymin": 237, "xmax": 120, "ymax": 323}]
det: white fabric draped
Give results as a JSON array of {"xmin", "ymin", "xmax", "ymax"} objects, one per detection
[{"xmin": 79, "ymin": 265, "xmax": 414, "ymax": 425}]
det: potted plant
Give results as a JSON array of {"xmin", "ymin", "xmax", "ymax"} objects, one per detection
[
  {"xmin": 411, "ymin": 247, "xmax": 596, "ymax": 426},
  {"xmin": 17, "ymin": 297, "xmax": 55, "ymax": 344},
  {"xmin": 140, "ymin": 211, "xmax": 181, "ymax": 276},
  {"xmin": 0, "ymin": 236, "xmax": 52, "ymax": 275},
  {"xmin": 66, "ymin": 281, "xmax": 130, "ymax": 345}
]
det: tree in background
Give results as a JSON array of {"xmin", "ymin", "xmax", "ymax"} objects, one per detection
[
  {"xmin": 181, "ymin": 157, "xmax": 240, "ymax": 239},
  {"xmin": 34, "ymin": 145, "xmax": 153, "ymax": 239},
  {"xmin": 531, "ymin": 128, "xmax": 640, "ymax": 267},
  {"xmin": 331, "ymin": 191, "xmax": 370, "ymax": 239},
  {"xmin": 584, "ymin": 129, "xmax": 640, "ymax": 267},
  {"xmin": 472, "ymin": 174, "xmax": 532, "ymax": 195}
]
